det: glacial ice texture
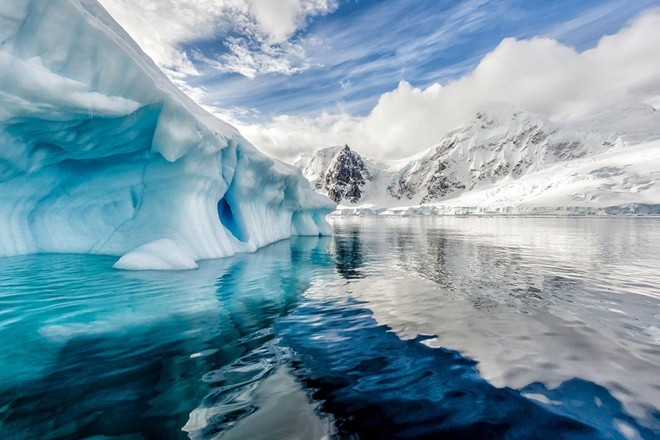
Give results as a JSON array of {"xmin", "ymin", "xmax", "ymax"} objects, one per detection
[{"xmin": 0, "ymin": 0, "xmax": 334, "ymax": 269}]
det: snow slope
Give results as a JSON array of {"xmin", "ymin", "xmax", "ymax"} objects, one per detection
[
  {"xmin": 296, "ymin": 104, "xmax": 660, "ymax": 215},
  {"xmin": 0, "ymin": 0, "xmax": 334, "ymax": 269}
]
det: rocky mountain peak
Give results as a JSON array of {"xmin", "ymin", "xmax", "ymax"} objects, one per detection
[{"xmin": 324, "ymin": 144, "xmax": 372, "ymax": 203}]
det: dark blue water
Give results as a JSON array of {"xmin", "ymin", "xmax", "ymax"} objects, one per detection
[{"xmin": 0, "ymin": 217, "xmax": 658, "ymax": 439}]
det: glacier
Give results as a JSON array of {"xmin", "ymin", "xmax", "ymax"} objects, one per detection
[{"xmin": 0, "ymin": 0, "xmax": 334, "ymax": 269}]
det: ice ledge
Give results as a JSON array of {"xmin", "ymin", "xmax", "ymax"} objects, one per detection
[{"xmin": 113, "ymin": 239, "xmax": 198, "ymax": 271}]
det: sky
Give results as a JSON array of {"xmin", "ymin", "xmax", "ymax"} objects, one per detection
[{"xmin": 99, "ymin": 0, "xmax": 660, "ymax": 161}]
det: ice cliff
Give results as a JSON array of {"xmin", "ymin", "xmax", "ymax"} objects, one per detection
[{"xmin": 0, "ymin": 0, "xmax": 334, "ymax": 269}]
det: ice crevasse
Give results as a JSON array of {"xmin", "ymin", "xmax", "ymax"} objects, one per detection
[{"xmin": 0, "ymin": 0, "xmax": 335, "ymax": 270}]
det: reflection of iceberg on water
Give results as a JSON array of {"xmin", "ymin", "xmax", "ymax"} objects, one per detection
[{"xmin": 0, "ymin": 237, "xmax": 335, "ymax": 438}]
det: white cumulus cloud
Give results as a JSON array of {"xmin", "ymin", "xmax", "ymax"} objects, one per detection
[{"xmin": 231, "ymin": 8, "xmax": 660, "ymax": 161}]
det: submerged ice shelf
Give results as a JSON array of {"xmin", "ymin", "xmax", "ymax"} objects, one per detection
[{"xmin": 0, "ymin": 0, "xmax": 334, "ymax": 269}]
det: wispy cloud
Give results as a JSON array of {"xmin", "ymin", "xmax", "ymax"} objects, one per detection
[
  {"xmin": 544, "ymin": 0, "xmax": 660, "ymax": 49},
  {"xmin": 195, "ymin": 0, "xmax": 501, "ymax": 119},
  {"xmin": 191, "ymin": 38, "xmax": 313, "ymax": 79},
  {"xmin": 99, "ymin": 0, "xmax": 337, "ymax": 77}
]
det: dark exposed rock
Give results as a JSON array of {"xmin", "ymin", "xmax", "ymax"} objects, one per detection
[
  {"xmin": 530, "ymin": 129, "xmax": 548, "ymax": 145},
  {"xmin": 421, "ymin": 161, "xmax": 465, "ymax": 204},
  {"xmin": 324, "ymin": 145, "xmax": 372, "ymax": 204},
  {"xmin": 549, "ymin": 140, "xmax": 585, "ymax": 160},
  {"xmin": 388, "ymin": 179, "xmax": 417, "ymax": 200}
]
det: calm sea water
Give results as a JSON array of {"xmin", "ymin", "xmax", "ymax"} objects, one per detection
[{"xmin": 0, "ymin": 217, "xmax": 658, "ymax": 439}]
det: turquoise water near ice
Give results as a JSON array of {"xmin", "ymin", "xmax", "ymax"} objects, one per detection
[{"xmin": 0, "ymin": 217, "xmax": 659, "ymax": 439}]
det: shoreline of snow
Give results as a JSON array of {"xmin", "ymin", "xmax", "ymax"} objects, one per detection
[{"xmin": 331, "ymin": 203, "xmax": 660, "ymax": 218}]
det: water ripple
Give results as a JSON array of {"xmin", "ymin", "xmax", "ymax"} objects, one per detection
[{"xmin": 0, "ymin": 219, "xmax": 658, "ymax": 439}]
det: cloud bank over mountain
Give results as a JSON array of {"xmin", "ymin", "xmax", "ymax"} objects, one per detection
[{"xmin": 236, "ymin": 9, "xmax": 660, "ymax": 160}]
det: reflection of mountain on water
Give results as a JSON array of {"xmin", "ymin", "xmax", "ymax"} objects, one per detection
[
  {"xmin": 324, "ymin": 217, "xmax": 660, "ymax": 434},
  {"xmin": 332, "ymin": 226, "xmax": 365, "ymax": 279}
]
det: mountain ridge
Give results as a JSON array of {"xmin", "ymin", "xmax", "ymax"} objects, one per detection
[{"xmin": 294, "ymin": 103, "xmax": 660, "ymax": 214}]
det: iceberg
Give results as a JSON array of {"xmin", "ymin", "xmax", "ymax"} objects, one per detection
[{"xmin": 0, "ymin": 0, "xmax": 334, "ymax": 269}]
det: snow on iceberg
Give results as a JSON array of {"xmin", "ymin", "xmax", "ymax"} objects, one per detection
[{"xmin": 0, "ymin": 0, "xmax": 334, "ymax": 269}]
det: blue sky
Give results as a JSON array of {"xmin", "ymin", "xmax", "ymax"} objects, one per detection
[
  {"xmin": 102, "ymin": 0, "xmax": 660, "ymax": 159},
  {"xmin": 182, "ymin": 0, "xmax": 658, "ymax": 120}
]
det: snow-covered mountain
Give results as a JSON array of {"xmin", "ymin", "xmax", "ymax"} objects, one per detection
[
  {"xmin": 295, "ymin": 104, "xmax": 660, "ymax": 215},
  {"xmin": 0, "ymin": 0, "xmax": 334, "ymax": 270}
]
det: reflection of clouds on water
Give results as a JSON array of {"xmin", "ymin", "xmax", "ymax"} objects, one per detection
[
  {"xmin": 328, "ymin": 217, "xmax": 660, "ymax": 432},
  {"xmin": 277, "ymin": 291, "xmax": 657, "ymax": 439}
]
